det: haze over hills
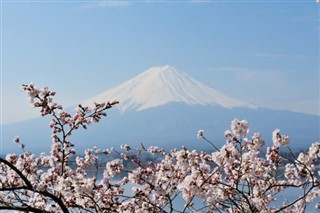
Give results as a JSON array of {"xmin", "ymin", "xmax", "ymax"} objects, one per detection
[{"xmin": 1, "ymin": 65, "xmax": 319, "ymax": 154}]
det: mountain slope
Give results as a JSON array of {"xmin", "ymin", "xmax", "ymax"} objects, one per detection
[{"xmin": 83, "ymin": 65, "xmax": 256, "ymax": 112}]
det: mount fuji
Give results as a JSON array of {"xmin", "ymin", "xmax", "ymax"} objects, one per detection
[
  {"xmin": 1, "ymin": 65, "xmax": 319, "ymax": 154},
  {"xmin": 83, "ymin": 65, "xmax": 256, "ymax": 113}
]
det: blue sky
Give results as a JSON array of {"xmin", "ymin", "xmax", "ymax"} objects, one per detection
[{"xmin": 1, "ymin": 0, "xmax": 319, "ymax": 124}]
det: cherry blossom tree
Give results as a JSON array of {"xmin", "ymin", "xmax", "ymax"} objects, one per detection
[{"xmin": 0, "ymin": 84, "xmax": 319, "ymax": 212}]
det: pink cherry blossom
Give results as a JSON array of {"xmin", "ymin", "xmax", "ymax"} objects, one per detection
[{"xmin": 0, "ymin": 84, "xmax": 318, "ymax": 212}]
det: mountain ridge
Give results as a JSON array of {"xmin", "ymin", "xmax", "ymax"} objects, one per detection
[{"xmin": 2, "ymin": 103, "xmax": 318, "ymax": 154}]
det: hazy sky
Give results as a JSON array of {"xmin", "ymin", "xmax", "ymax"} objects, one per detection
[{"xmin": 1, "ymin": 0, "xmax": 319, "ymax": 124}]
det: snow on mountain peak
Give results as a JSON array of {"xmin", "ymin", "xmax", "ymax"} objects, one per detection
[{"xmin": 83, "ymin": 65, "xmax": 257, "ymax": 112}]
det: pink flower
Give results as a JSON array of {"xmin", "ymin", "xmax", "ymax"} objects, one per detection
[
  {"xmin": 231, "ymin": 118, "xmax": 249, "ymax": 137},
  {"xmin": 272, "ymin": 129, "xmax": 290, "ymax": 147}
]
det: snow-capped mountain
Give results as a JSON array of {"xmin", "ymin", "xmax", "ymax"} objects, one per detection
[
  {"xmin": 83, "ymin": 65, "xmax": 256, "ymax": 112},
  {"xmin": 1, "ymin": 65, "xmax": 319, "ymax": 154}
]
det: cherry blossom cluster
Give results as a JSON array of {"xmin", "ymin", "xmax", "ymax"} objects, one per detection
[{"xmin": 0, "ymin": 84, "xmax": 319, "ymax": 212}]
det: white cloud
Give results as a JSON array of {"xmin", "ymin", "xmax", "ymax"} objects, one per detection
[
  {"xmin": 206, "ymin": 67, "xmax": 260, "ymax": 82},
  {"xmin": 190, "ymin": 0, "xmax": 211, "ymax": 3},
  {"xmin": 210, "ymin": 66, "xmax": 291, "ymax": 84},
  {"xmin": 205, "ymin": 66, "xmax": 319, "ymax": 116},
  {"xmin": 293, "ymin": 15, "xmax": 319, "ymax": 22},
  {"xmin": 255, "ymin": 53, "xmax": 288, "ymax": 59},
  {"xmin": 210, "ymin": 67, "xmax": 252, "ymax": 73},
  {"xmin": 292, "ymin": 14, "xmax": 319, "ymax": 32},
  {"xmin": 80, "ymin": 0, "xmax": 130, "ymax": 9},
  {"xmin": 282, "ymin": 100, "xmax": 320, "ymax": 116},
  {"xmin": 255, "ymin": 53, "xmax": 316, "ymax": 60}
]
